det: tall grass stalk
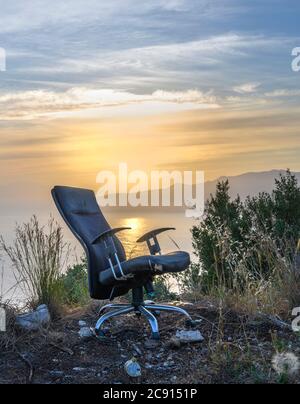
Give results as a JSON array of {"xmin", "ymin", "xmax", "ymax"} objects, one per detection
[
  {"xmin": 187, "ymin": 222, "xmax": 300, "ymax": 315},
  {"xmin": 0, "ymin": 215, "xmax": 70, "ymax": 312}
]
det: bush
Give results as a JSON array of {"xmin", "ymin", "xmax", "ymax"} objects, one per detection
[
  {"xmin": 176, "ymin": 263, "xmax": 202, "ymax": 301},
  {"xmin": 191, "ymin": 170, "xmax": 300, "ymax": 310},
  {"xmin": 152, "ymin": 275, "xmax": 179, "ymax": 301},
  {"xmin": 191, "ymin": 179, "xmax": 250, "ymax": 291},
  {"xmin": 0, "ymin": 216, "xmax": 69, "ymax": 315},
  {"xmin": 58, "ymin": 260, "xmax": 90, "ymax": 306}
]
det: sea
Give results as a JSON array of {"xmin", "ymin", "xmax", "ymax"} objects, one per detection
[{"xmin": 0, "ymin": 209, "xmax": 197, "ymax": 303}]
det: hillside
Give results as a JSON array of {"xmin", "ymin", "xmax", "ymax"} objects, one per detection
[{"xmin": 205, "ymin": 170, "xmax": 300, "ymax": 201}]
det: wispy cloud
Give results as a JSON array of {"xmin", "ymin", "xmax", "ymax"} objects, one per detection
[
  {"xmin": 0, "ymin": 1, "xmax": 244, "ymax": 34},
  {"xmin": 0, "ymin": 87, "xmax": 219, "ymax": 119},
  {"xmin": 265, "ymin": 89, "xmax": 300, "ymax": 97},
  {"xmin": 233, "ymin": 82, "xmax": 261, "ymax": 94},
  {"xmin": 17, "ymin": 34, "xmax": 290, "ymax": 76}
]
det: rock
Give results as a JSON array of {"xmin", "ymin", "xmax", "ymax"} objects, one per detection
[
  {"xmin": 146, "ymin": 353, "xmax": 153, "ymax": 361},
  {"xmin": 49, "ymin": 370, "xmax": 64, "ymax": 377},
  {"xmin": 132, "ymin": 344, "xmax": 142, "ymax": 356},
  {"xmin": 16, "ymin": 304, "xmax": 50, "ymax": 331},
  {"xmin": 124, "ymin": 358, "xmax": 142, "ymax": 378},
  {"xmin": 72, "ymin": 367, "xmax": 86, "ymax": 372},
  {"xmin": 175, "ymin": 330, "xmax": 204, "ymax": 343},
  {"xmin": 163, "ymin": 359, "xmax": 175, "ymax": 368},
  {"xmin": 166, "ymin": 337, "xmax": 181, "ymax": 349},
  {"xmin": 194, "ymin": 319, "xmax": 203, "ymax": 325},
  {"xmin": 78, "ymin": 320, "xmax": 87, "ymax": 327},
  {"xmin": 144, "ymin": 300, "xmax": 155, "ymax": 305},
  {"xmin": 78, "ymin": 327, "xmax": 94, "ymax": 340}
]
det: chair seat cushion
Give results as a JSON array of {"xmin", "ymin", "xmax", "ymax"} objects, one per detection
[{"xmin": 99, "ymin": 251, "xmax": 190, "ymax": 286}]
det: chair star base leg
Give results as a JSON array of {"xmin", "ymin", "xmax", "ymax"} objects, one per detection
[
  {"xmin": 144, "ymin": 303, "xmax": 193, "ymax": 321},
  {"xmin": 99, "ymin": 303, "xmax": 133, "ymax": 315},
  {"xmin": 94, "ymin": 302, "xmax": 193, "ymax": 340},
  {"xmin": 94, "ymin": 306, "xmax": 134, "ymax": 336},
  {"xmin": 138, "ymin": 305, "xmax": 160, "ymax": 340}
]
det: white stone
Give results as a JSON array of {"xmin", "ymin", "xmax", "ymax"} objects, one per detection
[
  {"xmin": 16, "ymin": 304, "xmax": 51, "ymax": 331},
  {"xmin": 175, "ymin": 330, "xmax": 204, "ymax": 343},
  {"xmin": 124, "ymin": 358, "xmax": 142, "ymax": 378},
  {"xmin": 78, "ymin": 327, "xmax": 94, "ymax": 339}
]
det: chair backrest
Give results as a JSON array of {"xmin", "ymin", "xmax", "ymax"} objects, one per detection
[{"xmin": 51, "ymin": 186, "xmax": 128, "ymax": 300}]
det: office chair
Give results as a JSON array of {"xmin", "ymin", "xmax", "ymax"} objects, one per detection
[{"xmin": 52, "ymin": 186, "xmax": 194, "ymax": 340}]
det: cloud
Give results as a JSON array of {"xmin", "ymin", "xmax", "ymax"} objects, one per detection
[
  {"xmin": 18, "ymin": 34, "xmax": 246, "ymax": 74},
  {"xmin": 17, "ymin": 34, "xmax": 289, "ymax": 87},
  {"xmin": 0, "ymin": 87, "xmax": 219, "ymax": 119},
  {"xmin": 160, "ymin": 0, "xmax": 188, "ymax": 11},
  {"xmin": 265, "ymin": 89, "xmax": 300, "ymax": 97},
  {"xmin": 233, "ymin": 82, "xmax": 261, "ymax": 94},
  {"xmin": 1, "ymin": 1, "xmax": 299, "ymax": 105},
  {"xmin": 0, "ymin": 1, "xmax": 242, "ymax": 34}
]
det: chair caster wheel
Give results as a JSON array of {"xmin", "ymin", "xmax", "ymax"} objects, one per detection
[
  {"xmin": 151, "ymin": 332, "xmax": 160, "ymax": 340},
  {"xmin": 185, "ymin": 319, "xmax": 197, "ymax": 328}
]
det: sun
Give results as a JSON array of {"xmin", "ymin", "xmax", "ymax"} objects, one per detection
[{"xmin": 123, "ymin": 217, "xmax": 141, "ymax": 231}]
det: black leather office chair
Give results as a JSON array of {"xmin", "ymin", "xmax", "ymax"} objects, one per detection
[{"xmin": 52, "ymin": 186, "xmax": 193, "ymax": 339}]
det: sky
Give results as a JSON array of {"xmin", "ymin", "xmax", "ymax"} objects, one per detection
[{"xmin": 0, "ymin": 0, "xmax": 300, "ymax": 213}]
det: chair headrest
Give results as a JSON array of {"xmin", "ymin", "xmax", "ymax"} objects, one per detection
[{"xmin": 52, "ymin": 186, "xmax": 99, "ymax": 216}]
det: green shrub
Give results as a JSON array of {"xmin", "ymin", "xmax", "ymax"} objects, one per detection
[
  {"xmin": 152, "ymin": 275, "xmax": 179, "ymax": 301},
  {"xmin": 190, "ymin": 170, "xmax": 300, "ymax": 307},
  {"xmin": 59, "ymin": 259, "xmax": 90, "ymax": 306},
  {"xmin": 176, "ymin": 263, "xmax": 202, "ymax": 301}
]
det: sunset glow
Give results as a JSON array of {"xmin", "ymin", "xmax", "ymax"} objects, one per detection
[{"xmin": 0, "ymin": 1, "xmax": 299, "ymax": 215}]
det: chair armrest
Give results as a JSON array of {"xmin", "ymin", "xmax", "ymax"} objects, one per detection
[
  {"xmin": 136, "ymin": 227, "xmax": 175, "ymax": 255},
  {"xmin": 91, "ymin": 227, "xmax": 132, "ymax": 245},
  {"xmin": 136, "ymin": 227, "xmax": 175, "ymax": 243}
]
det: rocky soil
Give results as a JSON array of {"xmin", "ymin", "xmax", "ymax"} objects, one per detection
[{"xmin": 0, "ymin": 300, "xmax": 299, "ymax": 384}]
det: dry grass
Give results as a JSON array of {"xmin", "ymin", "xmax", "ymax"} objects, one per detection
[
  {"xmin": 181, "ymin": 223, "xmax": 300, "ymax": 318},
  {"xmin": 0, "ymin": 215, "xmax": 70, "ymax": 315}
]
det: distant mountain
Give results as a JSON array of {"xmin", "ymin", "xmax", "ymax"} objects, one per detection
[
  {"xmin": 205, "ymin": 170, "xmax": 300, "ymax": 201},
  {"xmin": 103, "ymin": 170, "xmax": 300, "ymax": 213}
]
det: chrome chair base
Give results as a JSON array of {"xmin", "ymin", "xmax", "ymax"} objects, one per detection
[{"xmin": 95, "ymin": 302, "xmax": 193, "ymax": 340}]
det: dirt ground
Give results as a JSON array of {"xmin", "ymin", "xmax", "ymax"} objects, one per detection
[{"xmin": 0, "ymin": 301, "xmax": 299, "ymax": 384}]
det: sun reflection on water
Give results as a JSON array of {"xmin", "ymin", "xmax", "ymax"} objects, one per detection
[{"xmin": 119, "ymin": 217, "xmax": 148, "ymax": 257}]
